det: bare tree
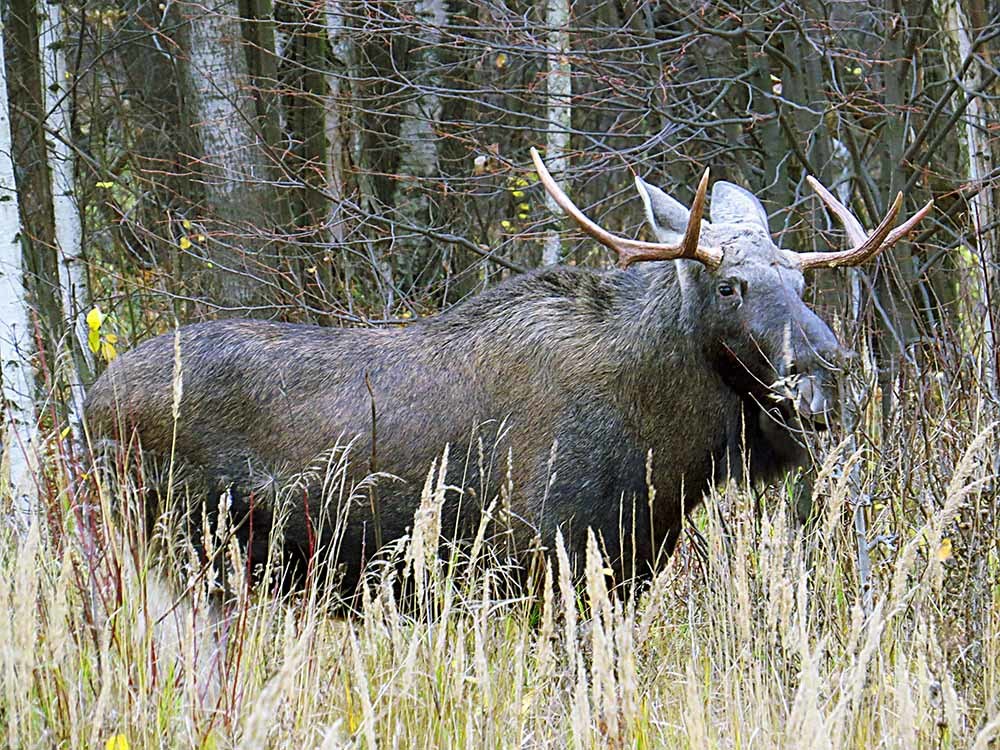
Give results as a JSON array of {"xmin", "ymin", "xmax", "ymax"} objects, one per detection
[
  {"xmin": 0, "ymin": 28, "xmax": 37, "ymax": 517},
  {"xmin": 541, "ymin": 0, "xmax": 572, "ymax": 266},
  {"xmin": 3, "ymin": 0, "xmax": 65, "ymax": 359},
  {"xmin": 177, "ymin": 0, "xmax": 280, "ymax": 311},
  {"xmin": 938, "ymin": 0, "xmax": 999, "ymax": 400},
  {"xmin": 325, "ymin": 0, "xmax": 352, "ymax": 245},
  {"xmin": 391, "ymin": 0, "xmax": 447, "ymax": 283},
  {"xmin": 38, "ymin": 0, "xmax": 89, "ymax": 437}
]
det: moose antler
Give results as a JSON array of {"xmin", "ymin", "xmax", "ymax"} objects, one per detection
[
  {"xmin": 530, "ymin": 147, "xmax": 723, "ymax": 269},
  {"xmin": 797, "ymin": 176, "xmax": 934, "ymax": 270}
]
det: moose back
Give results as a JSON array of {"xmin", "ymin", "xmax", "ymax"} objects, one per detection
[{"xmin": 84, "ymin": 151, "xmax": 931, "ymax": 592}]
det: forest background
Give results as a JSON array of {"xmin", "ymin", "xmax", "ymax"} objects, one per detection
[{"xmin": 0, "ymin": 0, "xmax": 999, "ymax": 747}]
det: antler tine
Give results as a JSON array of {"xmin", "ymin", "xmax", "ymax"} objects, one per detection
[
  {"xmin": 677, "ymin": 168, "xmax": 710, "ymax": 261},
  {"xmin": 530, "ymin": 148, "xmax": 722, "ymax": 269},
  {"xmin": 805, "ymin": 176, "xmax": 868, "ymax": 247},
  {"xmin": 883, "ymin": 198, "xmax": 935, "ymax": 247},
  {"xmin": 797, "ymin": 176, "xmax": 934, "ymax": 270}
]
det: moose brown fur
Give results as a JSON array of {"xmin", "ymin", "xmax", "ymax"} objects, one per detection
[{"xmin": 84, "ymin": 153, "xmax": 931, "ymax": 593}]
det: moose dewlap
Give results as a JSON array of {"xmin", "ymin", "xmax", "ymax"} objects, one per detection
[{"xmin": 84, "ymin": 152, "xmax": 932, "ymax": 593}]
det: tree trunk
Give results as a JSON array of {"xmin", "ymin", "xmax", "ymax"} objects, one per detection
[
  {"xmin": 325, "ymin": 0, "xmax": 350, "ymax": 245},
  {"xmin": 0, "ymin": 28, "xmax": 38, "ymax": 518},
  {"xmin": 542, "ymin": 0, "xmax": 571, "ymax": 266},
  {"xmin": 38, "ymin": 0, "xmax": 89, "ymax": 436},
  {"xmin": 178, "ymin": 0, "xmax": 278, "ymax": 312},
  {"xmin": 391, "ymin": 0, "xmax": 446, "ymax": 284},
  {"xmin": 3, "ymin": 0, "xmax": 63, "ymax": 359},
  {"xmin": 872, "ymin": 4, "xmax": 918, "ymax": 430},
  {"xmin": 939, "ymin": 0, "xmax": 998, "ymax": 400},
  {"xmin": 325, "ymin": 0, "xmax": 356, "ymax": 315}
]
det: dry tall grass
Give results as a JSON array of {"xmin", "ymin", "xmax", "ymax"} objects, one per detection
[{"xmin": 1, "ymin": 378, "xmax": 998, "ymax": 749}]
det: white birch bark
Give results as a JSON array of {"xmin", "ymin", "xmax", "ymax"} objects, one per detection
[
  {"xmin": 0, "ymin": 30, "xmax": 38, "ymax": 518},
  {"xmin": 180, "ymin": 0, "xmax": 273, "ymax": 308},
  {"xmin": 38, "ymin": 0, "xmax": 89, "ymax": 435},
  {"xmin": 325, "ymin": 0, "xmax": 350, "ymax": 246},
  {"xmin": 397, "ymin": 0, "xmax": 445, "ymax": 180},
  {"xmin": 939, "ymin": 0, "xmax": 997, "ymax": 400},
  {"xmin": 955, "ymin": 11, "xmax": 998, "ymax": 400},
  {"xmin": 542, "ymin": 0, "xmax": 571, "ymax": 266},
  {"xmin": 392, "ymin": 0, "xmax": 446, "ymax": 269}
]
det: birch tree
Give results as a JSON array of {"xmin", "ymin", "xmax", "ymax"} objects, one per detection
[
  {"xmin": 325, "ymin": 0, "xmax": 351, "ymax": 246},
  {"xmin": 179, "ymin": 0, "xmax": 277, "ymax": 311},
  {"xmin": 0, "ymin": 29, "xmax": 38, "ymax": 516},
  {"xmin": 324, "ymin": 0, "xmax": 359, "ymax": 311},
  {"xmin": 392, "ymin": 0, "xmax": 446, "ymax": 280},
  {"xmin": 542, "ymin": 0, "xmax": 571, "ymax": 266},
  {"xmin": 938, "ymin": 0, "xmax": 997, "ymax": 400},
  {"xmin": 38, "ymin": 0, "xmax": 88, "ymax": 436}
]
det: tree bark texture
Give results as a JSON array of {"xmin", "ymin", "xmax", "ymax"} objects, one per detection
[
  {"xmin": 0, "ymin": 27, "xmax": 38, "ymax": 517},
  {"xmin": 38, "ymin": 0, "xmax": 89, "ymax": 435},
  {"xmin": 542, "ymin": 0, "xmax": 571, "ymax": 267},
  {"xmin": 178, "ymin": 0, "xmax": 280, "ymax": 311}
]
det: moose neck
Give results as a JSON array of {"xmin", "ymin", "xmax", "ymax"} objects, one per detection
[{"xmin": 625, "ymin": 260, "xmax": 710, "ymax": 363}]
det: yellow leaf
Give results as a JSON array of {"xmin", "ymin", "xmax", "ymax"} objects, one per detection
[
  {"xmin": 305, "ymin": 266, "xmax": 316, "ymax": 274},
  {"xmin": 86, "ymin": 307, "xmax": 105, "ymax": 331},
  {"xmin": 88, "ymin": 329, "xmax": 100, "ymax": 354},
  {"xmin": 518, "ymin": 202, "xmax": 530, "ymax": 211},
  {"xmin": 853, "ymin": 67, "xmax": 862, "ymax": 76},
  {"xmin": 197, "ymin": 234, "xmax": 206, "ymax": 242},
  {"xmin": 495, "ymin": 52, "xmax": 508, "ymax": 69},
  {"xmin": 100, "ymin": 340, "xmax": 118, "ymax": 362},
  {"xmin": 518, "ymin": 213, "xmax": 528, "ymax": 219},
  {"xmin": 182, "ymin": 219, "xmax": 192, "ymax": 229},
  {"xmin": 511, "ymin": 190, "xmax": 524, "ymax": 198},
  {"xmin": 936, "ymin": 538, "xmax": 953, "ymax": 562},
  {"xmin": 60, "ymin": 424, "xmax": 72, "ymax": 440},
  {"xmin": 105, "ymin": 734, "xmax": 129, "ymax": 750},
  {"xmin": 105, "ymin": 333, "xmax": 118, "ymax": 344},
  {"xmin": 500, "ymin": 220, "xmax": 512, "ymax": 230},
  {"xmin": 95, "ymin": 181, "xmax": 114, "ymax": 189},
  {"xmin": 179, "ymin": 236, "xmax": 192, "ymax": 250}
]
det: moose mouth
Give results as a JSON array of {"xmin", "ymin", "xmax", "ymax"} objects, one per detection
[{"xmin": 769, "ymin": 372, "xmax": 838, "ymax": 431}]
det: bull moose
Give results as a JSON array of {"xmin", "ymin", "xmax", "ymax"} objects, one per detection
[{"xmin": 84, "ymin": 149, "xmax": 932, "ymax": 593}]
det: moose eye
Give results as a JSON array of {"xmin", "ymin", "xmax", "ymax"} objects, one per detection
[{"xmin": 718, "ymin": 282, "xmax": 737, "ymax": 297}]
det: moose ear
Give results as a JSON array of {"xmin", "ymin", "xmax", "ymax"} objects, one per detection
[
  {"xmin": 710, "ymin": 182, "xmax": 770, "ymax": 230},
  {"xmin": 635, "ymin": 176, "xmax": 692, "ymax": 239}
]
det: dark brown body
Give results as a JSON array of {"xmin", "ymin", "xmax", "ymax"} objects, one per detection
[
  {"xmin": 85, "ymin": 262, "xmax": 805, "ymax": 591},
  {"xmin": 90, "ymin": 165, "xmax": 917, "ymax": 595}
]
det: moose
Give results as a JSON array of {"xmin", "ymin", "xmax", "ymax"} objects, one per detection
[{"xmin": 84, "ymin": 149, "xmax": 932, "ymax": 593}]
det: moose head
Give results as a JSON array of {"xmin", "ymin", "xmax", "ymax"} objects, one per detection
[{"xmin": 531, "ymin": 148, "xmax": 933, "ymax": 443}]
